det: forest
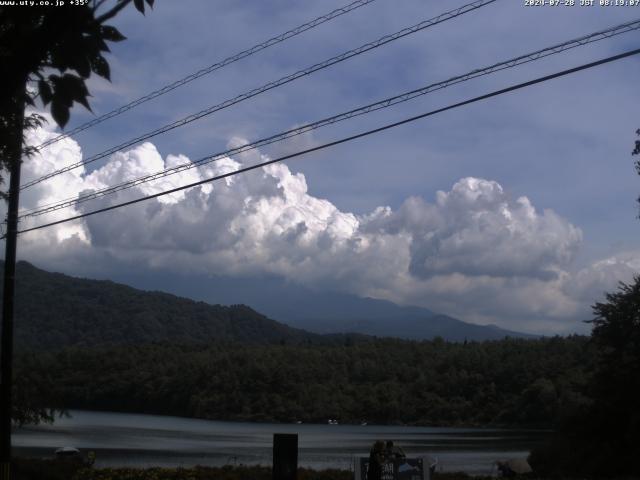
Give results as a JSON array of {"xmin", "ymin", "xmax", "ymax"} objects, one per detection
[
  {"xmin": 15, "ymin": 335, "xmax": 591, "ymax": 428},
  {"xmin": 8, "ymin": 260, "xmax": 640, "ymax": 476},
  {"xmin": 2, "ymin": 261, "xmax": 366, "ymax": 350}
]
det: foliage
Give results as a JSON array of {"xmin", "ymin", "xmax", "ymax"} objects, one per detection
[
  {"xmin": 6, "ymin": 260, "xmax": 594, "ymax": 429},
  {"xmin": 529, "ymin": 278, "xmax": 640, "ymax": 478},
  {"xmin": 635, "ymin": 129, "xmax": 640, "ymax": 209},
  {"xmin": 0, "ymin": 0, "xmax": 153, "ymax": 426},
  {"xmin": 10, "ymin": 463, "xmax": 353, "ymax": 480},
  {"xmin": 11, "ymin": 457, "xmax": 85, "ymax": 480},
  {"xmin": 11, "ymin": 350, "xmax": 65, "ymax": 426},
  {"xmin": 0, "ymin": 0, "xmax": 153, "ymax": 193},
  {"xmin": 0, "ymin": 0, "xmax": 153, "ymax": 125},
  {"xmin": 2, "ymin": 261, "xmax": 339, "ymax": 350},
  {"xmin": 73, "ymin": 466, "xmax": 353, "ymax": 480},
  {"xmin": 10, "ymin": 460, "xmax": 600, "ymax": 480},
  {"xmin": 14, "ymin": 335, "xmax": 592, "ymax": 428}
]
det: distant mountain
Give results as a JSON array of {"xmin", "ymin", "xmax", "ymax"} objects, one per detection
[
  {"xmin": 111, "ymin": 270, "xmax": 537, "ymax": 342},
  {"xmin": 2, "ymin": 261, "xmax": 327, "ymax": 350},
  {"xmin": 258, "ymin": 297, "xmax": 535, "ymax": 342},
  {"xmin": 2, "ymin": 261, "xmax": 534, "ymax": 348}
]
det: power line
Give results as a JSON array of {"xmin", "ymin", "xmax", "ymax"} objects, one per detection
[
  {"xmin": 33, "ymin": 0, "xmax": 378, "ymax": 151},
  {"xmin": 14, "ymin": 47, "xmax": 640, "ymax": 238},
  {"xmin": 19, "ymin": 18, "xmax": 640, "ymax": 220},
  {"xmin": 21, "ymin": 17, "xmax": 639, "ymax": 217},
  {"xmin": 22, "ymin": 0, "xmax": 497, "ymax": 190}
]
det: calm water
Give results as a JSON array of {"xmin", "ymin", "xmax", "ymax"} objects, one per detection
[{"xmin": 13, "ymin": 410, "xmax": 547, "ymax": 475}]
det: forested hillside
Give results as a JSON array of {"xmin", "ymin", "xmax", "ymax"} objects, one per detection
[
  {"xmin": 6, "ymin": 261, "xmax": 533, "ymax": 348},
  {"xmin": 16, "ymin": 336, "xmax": 592, "ymax": 428},
  {"xmin": 7, "ymin": 261, "xmax": 594, "ymax": 429},
  {"xmin": 4, "ymin": 261, "xmax": 324, "ymax": 349},
  {"xmin": 121, "ymin": 271, "xmax": 536, "ymax": 341}
]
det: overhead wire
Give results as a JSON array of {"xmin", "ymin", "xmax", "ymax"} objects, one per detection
[
  {"xmin": 13, "ymin": 47, "xmax": 640, "ymax": 238},
  {"xmin": 22, "ymin": 0, "xmax": 498, "ymax": 190},
  {"xmin": 33, "ymin": 0, "xmax": 378, "ymax": 150},
  {"xmin": 19, "ymin": 18, "xmax": 640, "ymax": 220}
]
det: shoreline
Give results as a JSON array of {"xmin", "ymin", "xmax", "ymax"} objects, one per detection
[
  {"xmin": 10, "ymin": 459, "xmax": 596, "ymax": 480},
  {"xmin": 13, "ymin": 410, "xmax": 543, "ymax": 476},
  {"xmin": 17, "ymin": 407, "xmax": 556, "ymax": 431}
]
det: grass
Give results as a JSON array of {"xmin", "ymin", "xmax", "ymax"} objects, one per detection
[
  {"xmin": 11, "ymin": 460, "xmax": 353, "ymax": 480},
  {"xmin": 11, "ymin": 458, "xmax": 614, "ymax": 480}
]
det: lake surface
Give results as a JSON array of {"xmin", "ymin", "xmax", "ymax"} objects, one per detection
[{"xmin": 13, "ymin": 410, "xmax": 547, "ymax": 475}]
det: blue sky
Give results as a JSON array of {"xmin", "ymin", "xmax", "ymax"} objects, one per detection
[
  {"xmin": 12, "ymin": 0, "xmax": 640, "ymax": 334},
  {"xmin": 83, "ymin": 1, "xmax": 639, "ymax": 236}
]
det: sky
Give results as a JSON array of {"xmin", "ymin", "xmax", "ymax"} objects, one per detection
[{"xmin": 6, "ymin": 0, "xmax": 640, "ymax": 335}]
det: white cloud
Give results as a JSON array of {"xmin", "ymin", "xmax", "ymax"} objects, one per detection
[
  {"xmin": 364, "ymin": 177, "xmax": 583, "ymax": 281},
  {"xmin": 566, "ymin": 251, "xmax": 640, "ymax": 305},
  {"xmin": 8, "ymin": 119, "xmax": 640, "ymax": 334}
]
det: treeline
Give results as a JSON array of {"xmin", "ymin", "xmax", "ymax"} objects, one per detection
[
  {"xmin": 16, "ymin": 335, "xmax": 592, "ymax": 428},
  {"xmin": 3, "ymin": 261, "xmax": 326, "ymax": 350}
]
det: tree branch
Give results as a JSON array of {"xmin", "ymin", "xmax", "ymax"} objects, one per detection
[
  {"xmin": 92, "ymin": 0, "xmax": 109, "ymax": 13},
  {"xmin": 95, "ymin": 0, "xmax": 133, "ymax": 24}
]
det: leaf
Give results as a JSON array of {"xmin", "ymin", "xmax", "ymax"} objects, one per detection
[
  {"xmin": 51, "ymin": 100, "xmax": 70, "ymax": 129},
  {"xmin": 24, "ymin": 113, "xmax": 47, "ymax": 130},
  {"xmin": 63, "ymin": 74, "xmax": 92, "ymax": 112},
  {"xmin": 73, "ymin": 54, "xmax": 91, "ymax": 79},
  {"xmin": 49, "ymin": 48, "xmax": 65, "ymax": 71},
  {"xmin": 100, "ymin": 25, "xmax": 126, "ymax": 42},
  {"xmin": 97, "ymin": 37, "xmax": 111, "ymax": 53},
  {"xmin": 38, "ymin": 80, "xmax": 52, "ymax": 105},
  {"xmin": 50, "ymin": 74, "xmax": 92, "ymax": 112},
  {"xmin": 78, "ymin": 97, "xmax": 92, "ymax": 112},
  {"xmin": 133, "ymin": 0, "xmax": 145, "ymax": 14},
  {"xmin": 50, "ymin": 75, "xmax": 74, "ymax": 107},
  {"xmin": 90, "ymin": 54, "xmax": 110, "ymax": 81},
  {"xmin": 73, "ymin": 89, "xmax": 92, "ymax": 112}
]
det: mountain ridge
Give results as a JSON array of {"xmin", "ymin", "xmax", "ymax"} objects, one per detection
[
  {"xmin": 3, "ymin": 261, "xmax": 326, "ymax": 350},
  {"xmin": 3, "ymin": 261, "xmax": 535, "ymax": 348},
  {"xmin": 110, "ymin": 269, "xmax": 536, "ymax": 341}
]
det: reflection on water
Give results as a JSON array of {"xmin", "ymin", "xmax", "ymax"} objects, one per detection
[{"xmin": 13, "ymin": 410, "xmax": 548, "ymax": 475}]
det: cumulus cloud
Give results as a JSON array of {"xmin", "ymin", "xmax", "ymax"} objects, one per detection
[
  {"xmin": 566, "ymin": 252, "xmax": 640, "ymax": 305},
  {"xmin": 7, "ymin": 119, "xmax": 640, "ymax": 334},
  {"xmin": 363, "ymin": 178, "xmax": 582, "ymax": 281}
]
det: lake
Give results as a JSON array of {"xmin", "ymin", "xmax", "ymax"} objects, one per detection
[{"xmin": 13, "ymin": 410, "xmax": 547, "ymax": 475}]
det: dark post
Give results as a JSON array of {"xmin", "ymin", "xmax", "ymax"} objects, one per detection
[
  {"xmin": 273, "ymin": 433, "xmax": 298, "ymax": 480},
  {"xmin": 0, "ymin": 103, "xmax": 24, "ymax": 480}
]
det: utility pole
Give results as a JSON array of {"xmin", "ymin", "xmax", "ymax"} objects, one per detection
[{"xmin": 0, "ymin": 100, "xmax": 24, "ymax": 480}]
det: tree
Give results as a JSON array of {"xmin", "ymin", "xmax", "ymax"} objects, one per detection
[
  {"xmin": 586, "ymin": 277, "xmax": 640, "ymax": 474},
  {"xmin": 530, "ymin": 278, "xmax": 640, "ymax": 477},
  {"xmin": 12, "ymin": 352, "xmax": 63, "ymax": 427},
  {"xmin": 0, "ymin": 2, "xmax": 154, "ymax": 474},
  {"xmin": 634, "ymin": 128, "xmax": 640, "ymax": 208},
  {"xmin": 1, "ymin": 0, "xmax": 154, "ymax": 185}
]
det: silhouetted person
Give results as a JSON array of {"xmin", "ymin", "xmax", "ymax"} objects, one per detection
[
  {"xmin": 367, "ymin": 440, "xmax": 385, "ymax": 480},
  {"xmin": 385, "ymin": 440, "xmax": 405, "ymax": 459}
]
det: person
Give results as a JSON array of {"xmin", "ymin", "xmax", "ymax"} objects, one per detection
[
  {"xmin": 367, "ymin": 440, "xmax": 385, "ymax": 480},
  {"xmin": 385, "ymin": 440, "xmax": 406, "ymax": 459}
]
